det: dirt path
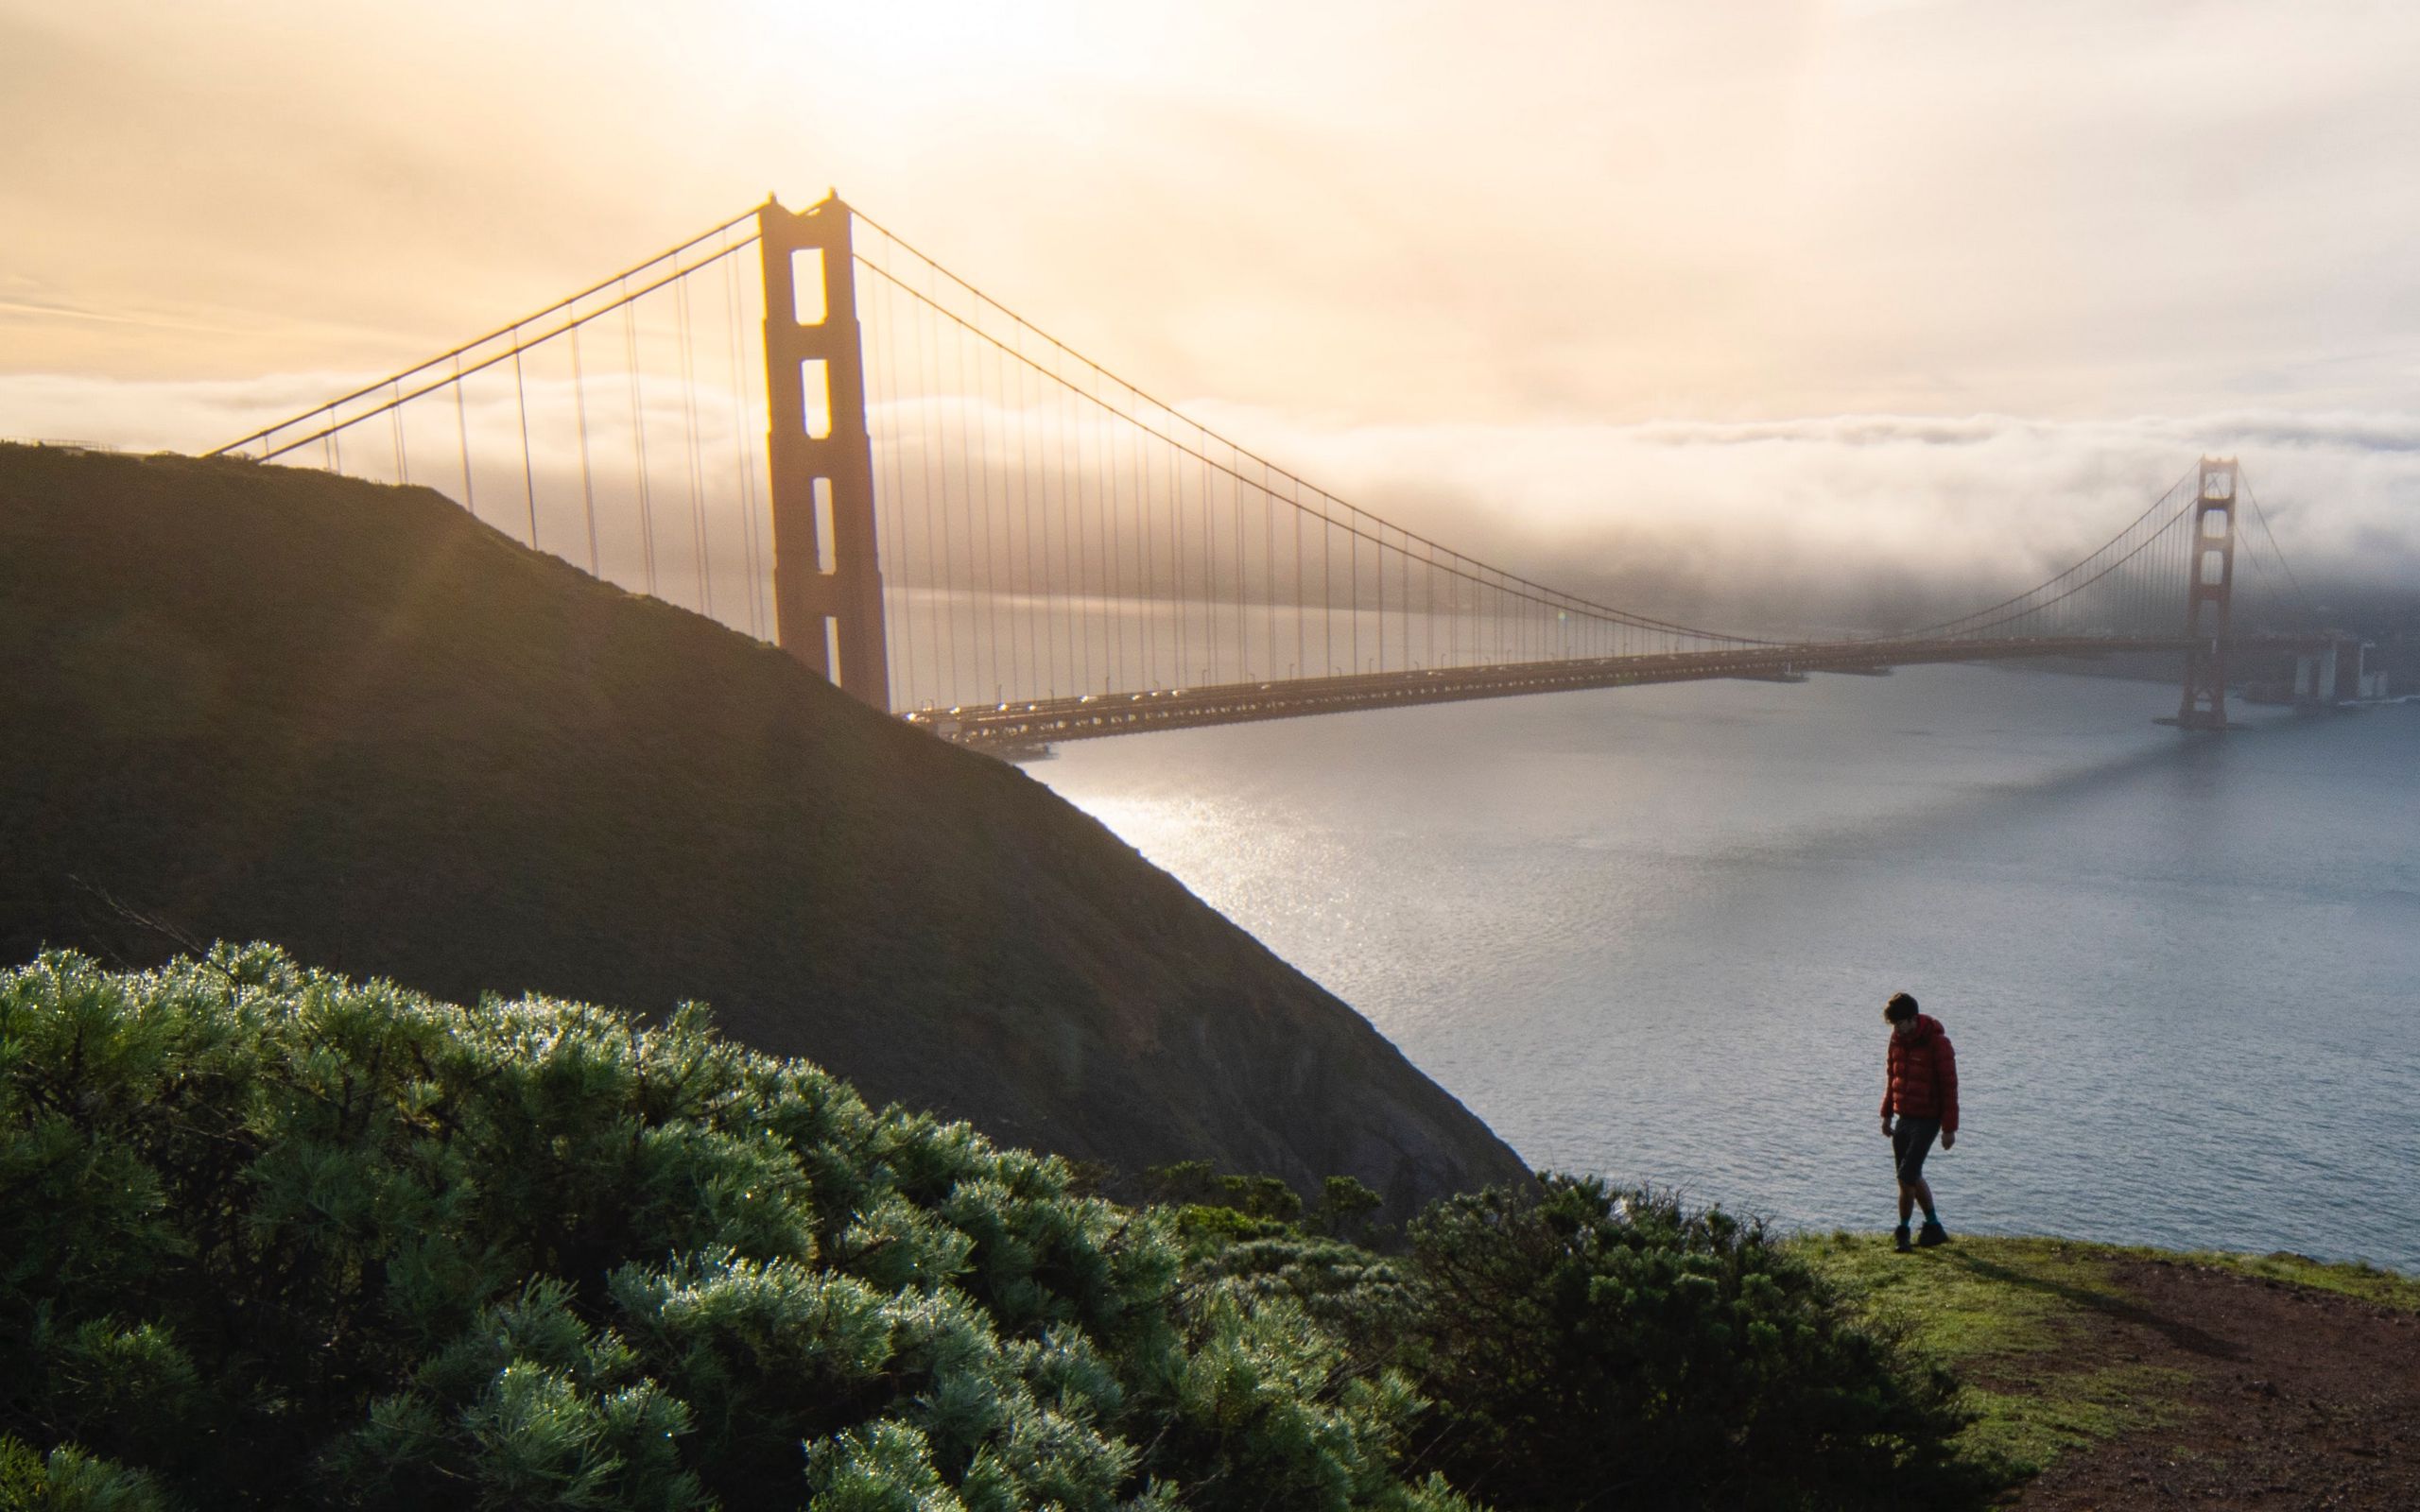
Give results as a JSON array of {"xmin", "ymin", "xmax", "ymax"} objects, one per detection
[{"xmin": 2014, "ymin": 1257, "xmax": 2420, "ymax": 1509}]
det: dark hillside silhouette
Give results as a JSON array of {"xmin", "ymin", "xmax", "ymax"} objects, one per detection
[{"xmin": 0, "ymin": 443, "xmax": 1526, "ymax": 1215}]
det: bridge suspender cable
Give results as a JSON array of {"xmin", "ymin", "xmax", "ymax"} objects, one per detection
[
  {"xmin": 855, "ymin": 256, "xmax": 1782, "ymax": 649},
  {"xmin": 846, "ymin": 210, "xmax": 1786, "ymax": 650},
  {"xmin": 207, "ymin": 208, "xmax": 764, "ymax": 461}
]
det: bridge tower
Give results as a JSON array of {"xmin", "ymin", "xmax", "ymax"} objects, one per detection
[
  {"xmin": 2175, "ymin": 455, "xmax": 2237, "ymax": 730},
  {"xmin": 759, "ymin": 194, "xmax": 891, "ymax": 711}
]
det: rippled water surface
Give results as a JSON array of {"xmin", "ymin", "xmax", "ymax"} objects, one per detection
[{"xmin": 1029, "ymin": 665, "xmax": 2420, "ymax": 1269}]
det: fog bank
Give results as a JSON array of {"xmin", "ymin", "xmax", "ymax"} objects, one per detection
[{"xmin": 6, "ymin": 373, "xmax": 2413, "ymax": 636}]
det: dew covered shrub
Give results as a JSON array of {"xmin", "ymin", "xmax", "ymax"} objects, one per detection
[
  {"xmin": 1182, "ymin": 1180, "xmax": 1993, "ymax": 1511},
  {"xmin": 0, "ymin": 947, "xmax": 1472, "ymax": 1512}
]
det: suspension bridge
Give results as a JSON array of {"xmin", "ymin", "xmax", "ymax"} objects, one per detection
[{"xmin": 211, "ymin": 193, "xmax": 2335, "ymax": 752}]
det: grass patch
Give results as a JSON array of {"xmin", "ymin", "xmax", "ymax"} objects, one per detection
[
  {"xmin": 2135, "ymin": 1246, "xmax": 2420, "ymax": 1312},
  {"xmin": 1803, "ymin": 1233, "xmax": 2137, "ymax": 1362},
  {"xmin": 1799, "ymin": 1233, "xmax": 2193, "ymax": 1478},
  {"xmin": 1959, "ymin": 1365, "xmax": 2192, "ymax": 1477},
  {"xmin": 1801, "ymin": 1231, "xmax": 2418, "ymax": 1480}
]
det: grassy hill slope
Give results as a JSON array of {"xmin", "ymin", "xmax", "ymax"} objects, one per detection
[{"xmin": 0, "ymin": 443, "xmax": 1527, "ymax": 1214}]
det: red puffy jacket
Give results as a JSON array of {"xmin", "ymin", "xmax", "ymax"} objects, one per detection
[{"xmin": 1881, "ymin": 1014, "xmax": 1959, "ymax": 1134}]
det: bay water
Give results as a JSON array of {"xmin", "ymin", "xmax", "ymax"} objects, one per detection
[{"xmin": 1029, "ymin": 664, "xmax": 2420, "ymax": 1269}]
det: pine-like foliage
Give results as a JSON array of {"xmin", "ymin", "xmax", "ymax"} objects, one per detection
[
  {"xmin": 1175, "ymin": 1182, "xmax": 1994, "ymax": 1509},
  {"xmin": 0, "ymin": 947, "xmax": 1464, "ymax": 1512},
  {"xmin": 1388, "ymin": 1180, "xmax": 1990, "ymax": 1510}
]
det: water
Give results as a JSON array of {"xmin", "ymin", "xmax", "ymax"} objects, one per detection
[{"xmin": 1028, "ymin": 665, "xmax": 2420, "ymax": 1269}]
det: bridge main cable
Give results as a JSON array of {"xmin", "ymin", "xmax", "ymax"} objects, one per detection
[
  {"xmin": 846, "ymin": 208, "xmax": 1787, "ymax": 650},
  {"xmin": 209, "ymin": 206, "xmax": 767, "ymax": 462},
  {"xmin": 1889, "ymin": 475, "xmax": 2199, "ymax": 643}
]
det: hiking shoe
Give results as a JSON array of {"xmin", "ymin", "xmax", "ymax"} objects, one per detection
[
  {"xmin": 1893, "ymin": 1225, "xmax": 1912, "ymax": 1253},
  {"xmin": 1916, "ymin": 1221, "xmax": 1950, "ymax": 1247}
]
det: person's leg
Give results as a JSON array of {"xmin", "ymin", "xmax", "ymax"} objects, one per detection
[
  {"xmin": 1898, "ymin": 1118, "xmax": 1949, "ymax": 1242},
  {"xmin": 1891, "ymin": 1123, "xmax": 1922, "ymax": 1243},
  {"xmin": 1894, "ymin": 1118, "xmax": 1942, "ymax": 1235}
]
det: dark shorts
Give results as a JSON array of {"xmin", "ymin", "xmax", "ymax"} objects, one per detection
[{"xmin": 1892, "ymin": 1117, "xmax": 1942, "ymax": 1185}]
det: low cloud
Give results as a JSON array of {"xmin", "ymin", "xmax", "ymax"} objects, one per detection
[
  {"xmin": 1200, "ymin": 405, "xmax": 2420, "ymax": 633},
  {"xmin": 7, "ymin": 370, "xmax": 2413, "ymax": 639}
]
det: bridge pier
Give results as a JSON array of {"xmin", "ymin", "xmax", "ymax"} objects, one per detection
[
  {"xmin": 2173, "ymin": 456, "xmax": 2237, "ymax": 730},
  {"xmin": 760, "ymin": 194, "xmax": 891, "ymax": 712}
]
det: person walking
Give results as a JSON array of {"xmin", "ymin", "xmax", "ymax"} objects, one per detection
[{"xmin": 1879, "ymin": 990, "xmax": 1958, "ymax": 1252}]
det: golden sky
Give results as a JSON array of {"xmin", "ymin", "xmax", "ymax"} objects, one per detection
[
  {"xmin": 9, "ymin": 0, "xmax": 2416, "ymax": 411},
  {"xmin": 6, "ymin": 1, "xmax": 2419, "ymax": 581}
]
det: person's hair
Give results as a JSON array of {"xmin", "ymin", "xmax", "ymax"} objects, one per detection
[{"xmin": 1882, "ymin": 992, "xmax": 1920, "ymax": 1024}]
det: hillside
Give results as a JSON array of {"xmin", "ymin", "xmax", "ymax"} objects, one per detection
[{"xmin": 0, "ymin": 442, "xmax": 1528, "ymax": 1215}]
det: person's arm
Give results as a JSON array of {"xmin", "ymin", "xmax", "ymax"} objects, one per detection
[
  {"xmin": 1880, "ymin": 1046, "xmax": 1895, "ymax": 1135},
  {"xmin": 1936, "ymin": 1034, "xmax": 1960, "ymax": 1143}
]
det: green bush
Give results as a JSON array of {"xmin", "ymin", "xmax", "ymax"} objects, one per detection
[
  {"xmin": 0, "ymin": 1434, "xmax": 170, "ymax": 1512},
  {"xmin": 1384, "ymin": 1178, "xmax": 1990, "ymax": 1511},
  {"xmin": 1156, "ymin": 1173, "xmax": 1992, "ymax": 1510},
  {"xmin": 1144, "ymin": 1165, "xmax": 1389, "ymax": 1259},
  {"xmin": 0, "ymin": 947, "xmax": 1446, "ymax": 1511}
]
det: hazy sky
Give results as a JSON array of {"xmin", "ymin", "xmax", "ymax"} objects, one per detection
[{"xmin": 7, "ymin": 0, "xmax": 2419, "ymax": 588}]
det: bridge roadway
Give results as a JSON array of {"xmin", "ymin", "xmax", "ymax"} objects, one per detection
[{"xmin": 904, "ymin": 634, "xmax": 2256, "ymax": 749}]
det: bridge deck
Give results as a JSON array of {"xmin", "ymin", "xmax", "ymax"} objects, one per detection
[{"xmin": 905, "ymin": 635, "xmax": 2269, "ymax": 749}]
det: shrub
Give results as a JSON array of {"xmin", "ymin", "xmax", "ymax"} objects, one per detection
[
  {"xmin": 0, "ymin": 947, "xmax": 1441, "ymax": 1511},
  {"xmin": 1162, "ymin": 1175, "xmax": 1991, "ymax": 1509},
  {"xmin": 1143, "ymin": 1165, "xmax": 1390, "ymax": 1260},
  {"xmin": 0, "ymin": 1434, "xmax": 170, "ymax": 1512},
  {"xmin": 1385, "ymin": 1178, "xmax": 1990, "ymax": 1511}
]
